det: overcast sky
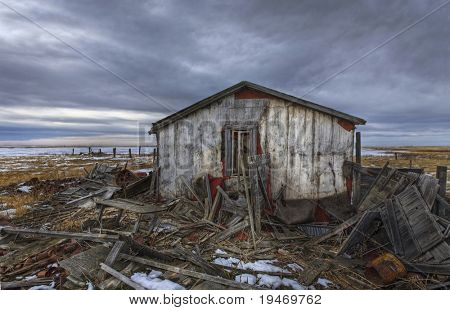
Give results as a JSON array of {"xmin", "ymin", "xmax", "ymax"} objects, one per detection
[{"xmin": 0, "ymin": 0, "xmax": 449, "ymax": 147}]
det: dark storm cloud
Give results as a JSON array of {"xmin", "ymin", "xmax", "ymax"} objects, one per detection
[{"xmin": 0, "ymin": 0, "xmax": 449, "ymax": 145}]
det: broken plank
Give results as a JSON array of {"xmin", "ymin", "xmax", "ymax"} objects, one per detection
[
  {"xmin": 100, "ymin": 263, "xmax": 145, "ymax": 290},
  {"xmin": 66, "ymin": 188, "xmax": 107, "ymax": 205},
  {"xmin": 207, "ymin": 188, "xmax": 222, "ymax": 222},
  {"xmin": 180, "ymin": 175, "xmax": 204, "ymax": 209},
  {"xmin": 104, "ymin": 241, "xmax": 126, "ymax": 266},
  {"xmin": 312, "ymin": 215, "xmax": 361, "ymax": 244},
  {"xmin": 240, "ymin": 158, "xmax": 256, "ymax": 248},
  {"xmin": 213, "ymin": 219, "xmax": 249, "ymax": 243},
  {"xmin": 120, "ymin": 254, "xmax": 254, "ymax": 290},
  {"xmin": 0, "ymin": 278, "xmax": 54, "ymax": 289},
  {"xmin": 95, "ymin": 198, "xmax": 168, "ymax": 214},
  {"xmin": 0, "ymin": 227, "xmax": 120, "ymax": 242}
]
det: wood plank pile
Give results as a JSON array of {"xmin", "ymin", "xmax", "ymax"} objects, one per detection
[
  {"xmin": 1, "ymin": 161, "xmax": 449, "ymax": 290},
  {"xmin": 332, "ymin": 163, "xmax": 450, "ymax": 284}
]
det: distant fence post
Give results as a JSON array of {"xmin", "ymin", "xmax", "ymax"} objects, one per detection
[
  {"xmin": 129, "ymin": 148, "xmax": 132, "ymax": 159},
  {"xmin": 72, "ymin": 148, "xmax": 74, "ymax": 155},
  {"xmin": 138, "ymin": 146, "xmax": 141, "ymax": 156},
  {"xmin": 88, "ymin": 147, "xmax": 92, "ymax": 155},
  {"xmin": 436, "ymin": 166, "xmax": 448, "ymax": 197},
  {"xmin": 113, "ymin": 147, "xmax": 116, "ymax": 158}
]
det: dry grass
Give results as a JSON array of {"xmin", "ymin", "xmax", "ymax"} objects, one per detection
[
  {"xmin": 0, "ymin": 193, "xmax": 37, "ymax": 209},
  {"xmin": 0, "ymin": 154, "xmax": 154, "ymax": 217},
  {"xmin": 363, "ymin": 146, "xmax": 450, "ymax": 195},
  {"xmin": 0, "ymin": 154, "xmax": 153, "ymax": 187}
]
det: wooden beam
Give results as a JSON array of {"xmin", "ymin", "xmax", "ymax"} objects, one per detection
[
  {"xmin": 0, "ymin": 226, "xmax": 120, "ymax": 242},
  {"xmin": 240, "ymin": 158, "xmax": 256, "ymax": 248},
  {"xmin": 213, "ymin": 219, "xmax": 249, "ymax": 243},
  {"xmin": 353, "ymin": 132, "xmax": 362, "ymax": 206},
  {"xmin": 180, "ymin": 175, "xmax": 205, "ymax": 209},
  {"xmin": 312, "ymin": 215, "xmax": 361, "ymax": 245},
  {"xmin": 100, "ymin": 263, "xmax": 145, "ymax": 290},
  {"xmin": 104, "ymin": 241, "xmax": 126, "ymax": 266},
  {"xmin": 208, "ymin": 188, "xmax": 222, "ymax": 222},
  {"xmin": 120, "ymin": 254, "xmax": 254, "ymax": 290},
  {"xmin": 436, "ymin": 166, "xmax": 448, "ymax": 198},
  {"xmin": 0, "ymin": 278, "xmax": 54, "ymax": 289},
  {"xmin": 355, "ymin": 132, "xmax": 361, "ymax": 165}
]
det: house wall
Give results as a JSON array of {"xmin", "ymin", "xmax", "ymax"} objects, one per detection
[
  {"xmin": 157, "ymin": 95, "xmax": 354, "ymax": 200},
  {"xmin": 158, "ymin": 95, "xmax": 268, "ymax": 197},
  {"xmin": 260, "ymin": 99, "xmax": 354, "ymax": 200}
]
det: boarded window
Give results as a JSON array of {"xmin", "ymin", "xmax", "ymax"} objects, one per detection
[{"xmin": 223, "ymin": 126, "xmax": 258, "ymax": 176}]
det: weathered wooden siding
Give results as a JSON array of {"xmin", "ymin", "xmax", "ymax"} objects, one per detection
[
  {"xmin": 260, "ymin": 98, "xmax": 353, "ymax": 200},
  {"xmin": 158, "ymin": 95, "xmax": 353, "ymax": 199},
  {"xmin": 158, "ymin": 95, "xmax": 268, "ymax": 196}
]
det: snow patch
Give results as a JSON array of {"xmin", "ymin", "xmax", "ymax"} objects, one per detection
[
  {"xmin": 213, "ymin": 257, "xmax": 241, "ymax": 267},
  {"xmin": 257, "ymin": 274, "xmax": 305, "ymax": 290},
  {"xmin": 287, "ymin": 263, "xmax": 304, "ymax": 272},
  {"xmin": 29, "ymin": 282, "xmax": 55, "ymax": 290},
  {"xmin": 134, "ymin": 168, "xmax": 153, "ymax": 174},
  {"xmin": 131, "ymin": 271, "xmax": 185, "ymax": 290},
  {"xmin": 18, "ymin": 185, "xmax": 33, "ymax": 193},
  {"xmin": 213, "ymin": 257, "xmax": 288, "ymax": 273},
  {"xmin": 235, "ymin": 274, "xmax": 257, "ymax": 285},
  {"xmin": 154, "ymin": 223, "xmax": 176, "ymax": 233},
  {"xmin": 0, "ymin": 208, "xmax": 17, "ymax": 219},
  {"xmin": 317, "ymin": 278, "xmax": 333, "ymax": 288}
]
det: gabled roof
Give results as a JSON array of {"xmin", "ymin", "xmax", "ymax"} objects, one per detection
[{"xmin": 151, "ymin": 81, "xmax": 366, "ymax": 132}]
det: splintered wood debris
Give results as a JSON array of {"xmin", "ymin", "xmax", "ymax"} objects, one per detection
[{"xmin": 0, "ymin": 161, "xmax": 449, "ymax": 290}]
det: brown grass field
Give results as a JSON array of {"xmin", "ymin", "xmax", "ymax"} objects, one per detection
[
  {"xmin": 0, "ymin": 154, "xmax": 153, "ymax": 215},
  {"xmin": 362, "ymin": 146, "xmax": 449, "ymax": 196}
]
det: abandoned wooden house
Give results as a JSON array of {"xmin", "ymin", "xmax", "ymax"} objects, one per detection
[{"xmin": 150, "ymin": 81, "xmax": 366, "ymax": 223}]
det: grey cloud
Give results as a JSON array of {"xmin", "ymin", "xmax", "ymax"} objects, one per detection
[{"xmin": 0, "ymin": 0, "xmax": 449, "ymax": 145}]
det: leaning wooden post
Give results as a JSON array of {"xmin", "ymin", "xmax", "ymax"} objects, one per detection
[
  {"xmin": 353, "ymin": 132, "xmax": 362, "ymax": 206},
  {"xmin": 240, "ymin": 158, "xmax": 256, "ymax": 249},
  {"xmin": 128, "ymin": 148, "xmax": 132, "ymax": 159},
  {"xmin": 355, "ymin": 132, "xmax": 361, "ymax": 165},
  {"xmin": 113, "ymin": 147, "xmax": 116, "ymax": 158},
  {"xmin": 436, "ymin": 166, "xmax": 448, "ymax": 198}
]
